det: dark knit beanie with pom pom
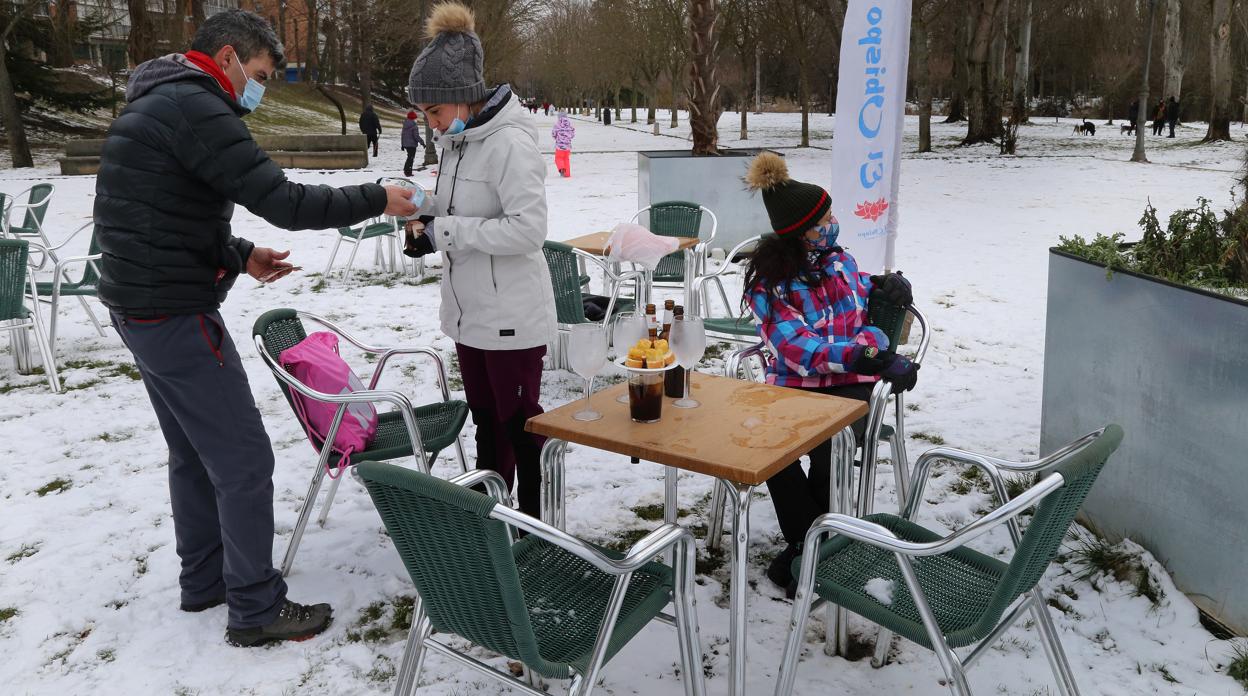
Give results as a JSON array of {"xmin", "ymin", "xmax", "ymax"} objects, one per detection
[{"xmin": 744, "ymin": 151, "xmax": 830, "ymax": 235}]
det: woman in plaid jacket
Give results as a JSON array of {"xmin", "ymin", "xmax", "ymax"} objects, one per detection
[{"xmin": 741, "ymin": 152, "xmax": 919, "ymax": 595}]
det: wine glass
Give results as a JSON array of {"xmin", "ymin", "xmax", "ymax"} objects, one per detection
[
  {"xmin": 567, "ymin": 324, "xmax": 608, "ymax": 421},
  {"xmin": 669, "ymin": 315, "xmax": 705, "ymax": 409},
  {"xmin": 612, "ymin": 312, "xmax": 649, "ymax": 403}
]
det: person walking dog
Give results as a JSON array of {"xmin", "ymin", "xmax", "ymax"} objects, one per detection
[{"xmin": 93, "ymin": 9, "xmax": 417, "ymax": 647}]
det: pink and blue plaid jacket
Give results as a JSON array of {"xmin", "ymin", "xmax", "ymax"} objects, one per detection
[{"xmin": 747, "ymin": 247, "xmax": 888, "ymax": 388}]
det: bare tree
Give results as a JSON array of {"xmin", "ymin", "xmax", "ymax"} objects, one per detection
[
  {"xmin": 963, "ymin": 0, "xmax": 1005, "ymax": 144},
  {"xmin": 1, "ymin": 0, "xmax": 41, "ymax": 168},
  {"xmin": 128, "ymin": 0, "xmax": 159, "ymax": 65},
  {"xmin": 944, "ymin": 3, "xmax": 969, "ymax": 122},
  {"xmin": 1161, "ymin": 0, "xmax": 1185, "ymax": 101},
  {"xmin": 1012, "ymin": 0, "xmax": 1032, "ymax": 125},
  {"xmin": 687, "ymin": 0, "xmax": 722, "ymax": 154},
  {"xmin": 1204, "ymin": 0, "xmax": 1237, "ymax": 141},
  {"xmin": 914, "ymin": 0, "xmax": 950, "ymax": 152}
]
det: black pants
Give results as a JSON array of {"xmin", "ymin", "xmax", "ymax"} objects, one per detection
[
  {"xmin": 113, "ymin": 312, "xmax": 287, "ymax": 629},
  {"xmin": 455, "ymin": 343, "xmax": 548, "ymax": 516},
  {"xmin": 1167, "ymin": 120, "xmax": 1177, "ymax": 137},
  {"xmin": 1153, "ymin": 120, "xmax": 1164, "ymax": 136},
  {"xmin": 367, "ymin": 135, "xmax": 379, "ymax": 156},
  {"xmin": 765, "ymin": 381, "xmax": 875, "ymax": 547},
  {"xmin": 403, "ymin": 147, "xmax": 417, "ymax": 176}
]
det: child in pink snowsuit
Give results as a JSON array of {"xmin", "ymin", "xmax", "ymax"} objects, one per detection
[{"xmin": 551, "ymin": 112, "xmax": 575, "ymax": 177}]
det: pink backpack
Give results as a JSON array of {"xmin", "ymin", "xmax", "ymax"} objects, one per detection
[{"xmin": 279, "ymin": 331, "xmax": 379, "ymax": 479}]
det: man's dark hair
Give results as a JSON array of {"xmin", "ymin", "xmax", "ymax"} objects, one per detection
[{"xmin": 190, "ymin": 9, "xmax": 285, "ymax": 66}]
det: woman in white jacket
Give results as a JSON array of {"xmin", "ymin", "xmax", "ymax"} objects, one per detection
[{"xmin": 404, "ymin": 2, "xmax": 557, "ymax": 516}]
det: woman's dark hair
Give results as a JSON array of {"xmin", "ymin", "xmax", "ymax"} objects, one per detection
[{"xmin": 741, "ymin": 232, "xmax": 813, "ymax": 312}]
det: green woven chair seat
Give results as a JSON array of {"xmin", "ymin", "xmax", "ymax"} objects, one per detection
[
  {"xmin": 339, "ymin": 222, "xmax": 395, "ymax": 240},
  {"xmin": 353, "ymin": 403, "xmax": 469, "ymax": 461},
  {"xmin": 35, "ymin": 281, "xmax": 96, "ymax": 297},
  {"xmin": 803, "ymin": 513, "xmax": 1008, "ymax": 650},
  {"xmin": 652, "ymin": 253, "xmax": 687, "ymax": 282},
  {"xmin": 879, "ymin": 424, "xmax": 895, "ymax": 440},
  {"xmin": 704, "ymin": 316, "xmax": 756, "ymax": 337},
  {"xmin": 513, "ymin": 535, "xmax": 673, "ymax": 675}
]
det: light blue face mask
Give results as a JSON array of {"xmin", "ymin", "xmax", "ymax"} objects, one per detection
[
  {"xmin": 808, "ymin": 222, "xmax": 840, "ymax": 251},
  {"xmin": 233, "ymin": 52, "xmax": 265, "ymax": 113}
]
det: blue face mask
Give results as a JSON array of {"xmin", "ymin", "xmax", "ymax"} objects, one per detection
[
  {"xmin": 233, "ymin": 52, "xmax": 265, "ymax": 112},
  {"xmin": 808, "ymin": 222, "xmax": 840, "ymax": 251}
]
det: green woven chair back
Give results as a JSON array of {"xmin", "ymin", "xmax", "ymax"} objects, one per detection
[
  {"xmin": 80, "ymin": 228, "xmax": 102, "ymax": 286},
  {"xmin": 542, "ymin": 241, "xmax": 587, "ymax": 325},
  {"xmin": 356, "ymin": 461, "xmax": 550, "ymax": 669},
  {"xmin": 19, "ymin": 184, "xmax": 53, "ymax": 232},
  {"xmin": 0, "ymin": 192, "xmax": 9, "ymax": 231},
  {"xmin": 986, "ymin": 425, "xmax": 1124, "ymax": 613},
  {"xmin": 868, "ymin": 295, "xmax": 909, "ymax": 350},
  {"xmin": 0, "ymin": 239, "xmax": 30, "ymax": 322},
  {"xmin": 251, "ymin": 308, "xmax": 309, "ymax": 412},
  {"xmin": 645, "ymin": 201, "xmax": 703, "ymax": 279}
]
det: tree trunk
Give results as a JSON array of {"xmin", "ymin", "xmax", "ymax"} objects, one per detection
[
  {"xmin": 614, "ymin": 85, "xmax": 621, "ymax": 121},
  {"xmin": 1162, "ymin": 0, "xmax": 1185, "ymax": 101},
  {"xmin": 964, "ymin": 0, "xmax": 1004, "ymax": 145},
  {"xmin": 740, "ymin": 98, "xmax": 747, "ymax": 140},
  {"xmin": 127, "ymin": 0, "xmax": 158, "ymax": 65},
  {"xmin": 276, "ymin": 0, "xmax": 287, "ymax": 47},
  {"xmin": 317, "ymin": 84, "xmax": 347, "ymax": 135},
  {"xmin": 915, "ymin": 12, "xmax": 933, "ymax": 153},
  {"xmin": 631, "ymin": 80, "xmax": 638, "ymax": 122},
  {"xmin": 687, "ymin": 0, "xmax": 721, "ymax": 155},
  {"xmin": 48, "ymin": 0, "xmax": 76, "ymax": 67},
  {"xmin": 1012, "ymin": 0, "xmax": 1032, "ymax": 125},
  {"xmin": 0, "ymin": 47, "xmax": 33, "ymax": 167},
  {"xmin": 1204, "ymin": 0, "xmax": 1235, "ymax": 142},
  {"xmin": 423, "ymin": 123, "xmax": 437, "ymax": 165},
  {"xmin": 799, "ymin": 70, "xmax": 810, "ymax": 147},
  {"xmin": 350, "ymin": 0, "xmax": 372, "ymax": 109},
  {"xmin": 944, "ymin": 5, "xmax": 969, "ymax": 122},
  {"xmin": 303, "ymin": 0, "xmax": 319, "ymax": 82}
]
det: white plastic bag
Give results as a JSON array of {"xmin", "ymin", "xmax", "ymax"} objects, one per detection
[{"xmin": 605, "ymin": 223, "xmax": 679, "ymax": 272}]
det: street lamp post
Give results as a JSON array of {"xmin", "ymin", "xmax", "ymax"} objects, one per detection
[{"xmin": 1132, "ymin": 0, "xmax": 1159, "ymax": 163}]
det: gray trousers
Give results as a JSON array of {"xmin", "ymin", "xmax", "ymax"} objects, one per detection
[{"xmin": 113, "ymin": 311, "xmax": 286, "ymax": 629}]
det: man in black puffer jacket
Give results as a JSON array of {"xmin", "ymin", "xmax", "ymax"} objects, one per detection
[{"xmin": 94, "ymin": 9, "xmax": 417, "ymax": 649}]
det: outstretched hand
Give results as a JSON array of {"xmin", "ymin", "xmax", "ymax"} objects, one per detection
[
  {"xmin": 247, "ymin": 247, "xmax": 297, "ymax": 283},
  {"xmin": 384, "ymin": 185, "xmax": 418, "ymax": 217}
]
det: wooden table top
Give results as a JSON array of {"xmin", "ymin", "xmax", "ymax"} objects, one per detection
[
  {"xmin": 562, "ymin": 231, "xmax": 700, "ymax": 256},
  {"xmin": 526, "ymin": 373, "xmax": 867, "ymax": 485}
]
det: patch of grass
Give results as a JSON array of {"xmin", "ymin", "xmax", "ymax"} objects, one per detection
[
  {"xmin": 603, "ymin": 527, "xmax": 652, "ymax": 553},
  {"xmin": 346, "ymin": 597, "xmax": 412, "ymax": 644},
  {"xmin": 0, "ymin": 607, "xmax": 17, "ymax": 622},
  {"xmin": 910, "ymin": 432, "xmax": 945, "ymax": 445},
  {"xmin": 310, "ymin": 278, "xmax": 328, "ymax": 293},
  {"xmin": 35, "ymin": 478, "xmax": 71, "ymax": 496},
  {"xmin": 702, "ymin": 341, "xmax": 733, "ymax": 361},
  {"xmin": 1150, "ymin": 663, "xmax": 1180, "ymax": 684},
  {"xmin": 134, "ymin": 555, "xmax": 148, "ymax": 576},
  {"xmin": 98, "ymin": 432, "xmax": 130, "ymax": 443},
  {"xmin": 1070, "ymin": 537, "xmax": 1165, "ymax": 607},
  {"xmin": 1226, "ymin": 642, "xmax": 1248, "ymax": 687},
  {"xmin": 1004, "ymin": 473, "xmax": 1039, "ymax": 500},
  {"xmin": 696, "ymin": 546, "xmax": 727, "ymax": 576},
  {"xmin": 905, "ymin": 403, "xmax": 920, "ymax": 412},
  {"xmin": 6, "ymin": 543, "xmax": 39, "ymax": 563},
  {"xmin": 97, "ymin": 648, "xmax": 115, "ymax": 662},
  {"xmin": 417, "ymin": 275, "xmax": 440, "ymax": 285},
  {"xmin": 631, "ymin": 503, "xmax": 666, "ymax": 521},
  {"xmin": 446, "ymin": 355, "xmax": 463, "ymax": 391}
]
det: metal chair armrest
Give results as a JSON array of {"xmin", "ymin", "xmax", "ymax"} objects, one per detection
[
  {"xmin": 24, "ymin": 240, "xmax": 51, "ymax": 270},
  {"xmin": 909, "ymin": 305, "xmax": 932, "ymax": 365},
  {"xmin": 491, "ymin": 504, "xmax": 694, "ymax": 576},
  {"xmin": 368, "ymin": 346, "xmax": 453, "ymax": 399},
  {"xmin": 448, "ymin": 469, "xmax": 513, "ymax": 505},
  {"xmin": 813, "ymin": 473, "xmax": 1065, "ymax": 558},
  {"xmin": 42, "ymin": 222, "xmax": 93, "ymax": 252},
  {"xmin": 572, "ymin": 248, "xmax": 644, "ymax": 285}
]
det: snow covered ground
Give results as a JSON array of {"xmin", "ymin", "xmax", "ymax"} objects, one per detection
[{"xmin": 0, "ymin": 110, "xmax": 1245, "ymax": 696}]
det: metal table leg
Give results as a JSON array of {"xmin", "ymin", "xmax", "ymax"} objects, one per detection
[
  {"xmin": 720, "ymin": 478, "xmax": 755, "ymax": 696},
  {"xmin": 665, "ymin": 466, "xmax": 678, "ymax": 565},
  {"xmin": 825, "ymin": 426, "xmax": 856, "ymax": 657},
  {"xmin": 539, "ymin": 438, "xmax": 569, "ymax": 530},
  {"xmin": 10, "ymin": 327, "xmax": 33, "ymax": 374}
]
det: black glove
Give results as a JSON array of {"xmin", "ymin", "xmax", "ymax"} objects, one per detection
[
  {"xmin": 869, "ymin": 272, "xmax": 913, "ymax": 307},
  {"xmin": 845, "ymin": 344, "xmax": 887, "ymax": 375},
  {"xmin": 879, "ymin": 351, "xmax": 920, "ymax": 394},
  {"xmin": 403, "ymin": 229, "xmax": 434, "ymax": 258}
]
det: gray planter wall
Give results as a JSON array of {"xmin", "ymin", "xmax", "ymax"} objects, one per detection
[
  {"xmin": 638, "ymin": 149, "xmax": 773, "ymax": 250},
  {"xmin": 1041, "ymin": 249, "xmax": 1248, "ymax": 633}
]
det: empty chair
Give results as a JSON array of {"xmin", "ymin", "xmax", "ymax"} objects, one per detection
[
  {"xmin": 629, "ymin": 201, "xmax": 721, "ymax": 310},
  {"xmin": 0, "ymin": 239, "xmax": 60, "ymax": 392},
  {"xmin": 773, "ymin": 425, "xmax": 1124, "ymax": 696},
  {"xmin": 31, "ymin": 221, "xmax": 107, "ymax": 355},
  {"xmin": 2, "ymin": 184, "xmax": 55, "ymax": 249},
  {"xmin": 542, "ymin": 240, "xmax": 641, "ymax": 368},
  {"xmin": 356, "ymin": 462, "xmax": 707, "ymax": 696}
]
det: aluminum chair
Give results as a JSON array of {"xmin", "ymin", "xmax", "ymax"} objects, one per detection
[
  {"xmin": 628, "ymin": 201, "xmax": 722, "ymax": 311},
  {"xmin": 542, "ymin": 240, "xmax": 643, "ymax": 370},
  {"xmin": 356, "ymin": 463, "xmax": 707, "ymax": 696},
  {"xmin": 323, "ymin": 215, "xmax": 402, "ymax": 281},
  {"xmin": 30, "ymin": 221, "xmax": 107, "ymax": 355},
  {"xmin": 690, "ymin": 235, "xmax": 762, "ymax": 381},
  {"xmin": 2, "ymin": 184, "xmax": 55, "ymax": 249},
  {"xmin": 773, "ymin": 425, "xmax": 1124, "ymax": 696},
  {"xmin": 0, "ymin": 239, "xmax": 60, "ymax": 392},
  {"xmin": 252, "ymin": 308, "xmax": 470, "ymax": 576},
  {"xmin": 706, "ymin": 303, "xmax": 932, "ymax": 549}
]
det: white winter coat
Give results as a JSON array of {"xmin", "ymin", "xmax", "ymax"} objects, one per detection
[{"xmin": 429, "ymin": 91, "xmax": 557, "ymax": 351}]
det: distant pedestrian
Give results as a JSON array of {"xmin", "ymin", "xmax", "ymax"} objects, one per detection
[
  {"xmin": 603, "ymin": 106, "xmax": 612, "ymax": 126},
  {"xmin": 401, "ymin": 110, "xmax": 425, "ymax": 177},
  {"xmin": 359, "ymin": 105, "xmax": 382, "ymax": 157},
  {"xmin": 543, "ymin": 101, "xmax": 550, "ymax": 116},
  {"xmin": 1128, "ymin": 100, "xmax": 1139, "ymax": 127},
  {"xmin": 552, "ymin": 111, "xmax": 575, "ymax": 178},
  {"xmin": 1152, "ymin": 99, "xmax": 1166, "ymax": 136},
  {"xmin": 1166, "ymin": 96, "xmax": 1180, "ymax": 138}
]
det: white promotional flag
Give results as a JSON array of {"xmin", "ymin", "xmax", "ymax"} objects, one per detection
[{"xmin": 830, "ymin": 1, "xmax": 912, "ymax": 274}]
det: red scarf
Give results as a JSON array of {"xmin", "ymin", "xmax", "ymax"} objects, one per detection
[{"xmin": 183, "ymin": 50, "xmax": 236, "ymax": 100}]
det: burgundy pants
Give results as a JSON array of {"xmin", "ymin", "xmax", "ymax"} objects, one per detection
[{"xmin": 455, "ymin": 343, "xmax": 548, "ymax": 516}]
